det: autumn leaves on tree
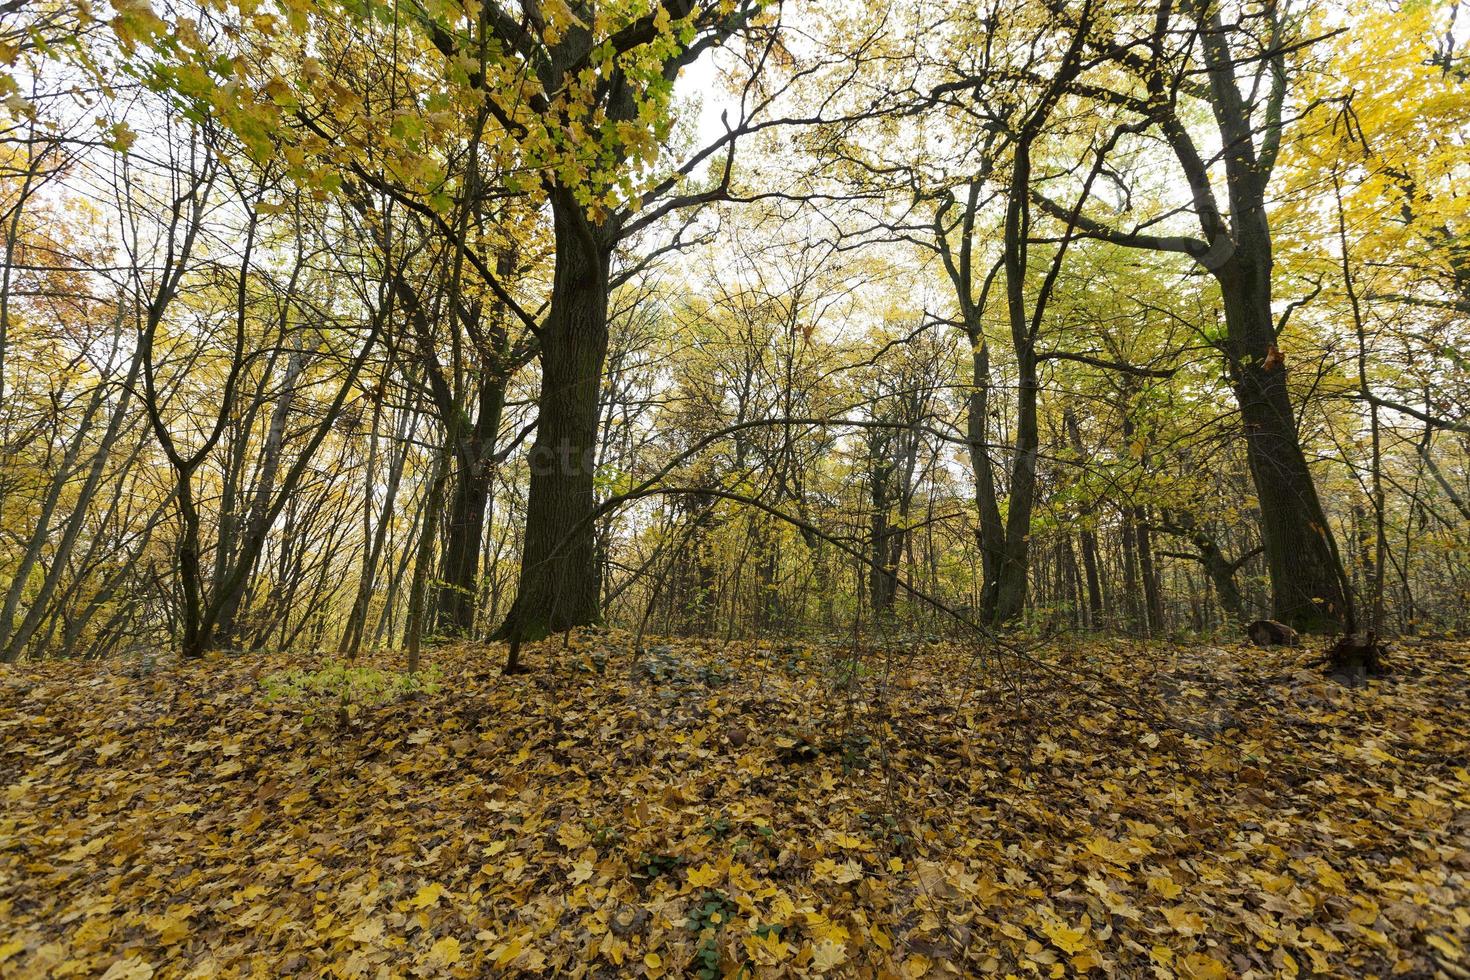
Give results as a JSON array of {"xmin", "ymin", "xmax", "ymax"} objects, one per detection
[{"xmin": 2, "ymin": 1, "xmax": 1468, "ymax": 650}]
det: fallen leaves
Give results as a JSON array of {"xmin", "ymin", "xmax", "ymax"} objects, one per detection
[
  {"xmin": 410, "ymin": 882, "xmax": 447, "ymax": 909},
  {"xmin": 1041, "ymin": 915, "xmax": 1092, "ymax": 955},
  {"xmin": 424, "ymin": 935, "xmax": 461, "ymax": 967},
  {"xmin": 0, "ymin": 633, "xmax": 1466, "ymax": 976}
]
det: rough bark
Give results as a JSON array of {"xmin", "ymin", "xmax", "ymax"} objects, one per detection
[
  {"xmin": 1217, "ymin": 248, "xmax": 1350, "ymax": 632},
  {"xmin": 493, "ymin": 191, "xmax": 611, "ymax": 644},
  {"xmin": 991, "ymin": 139, "xmax": 1040, "ymax": 625}
]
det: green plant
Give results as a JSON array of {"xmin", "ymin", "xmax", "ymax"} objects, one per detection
[
  {"xmin": 635, "ymin": 852, "xmax": 682, "ymax": 880},
  {"xmin": 260, "ymin": 662, "xmax": 442, "ymax": 720},
  {"xmin": 829, "ymin": 656, "xmax": 872, "ymax": 689},
  {"xmin": 685, "ymin": 889, "xmax": 735, "ymax": 979}
]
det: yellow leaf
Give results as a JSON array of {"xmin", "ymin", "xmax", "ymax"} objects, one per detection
[
  {"xmin": 1348, "ymin": 896, "xmax": 1380, "ymax": 926},
  {"xmin": 493, "ymin": 936, "xmax": 524, "ymax": 967},
  {"xmin": 426, "ymin": 936, "xmax": 460, "ymax": 967},
  {"xmin": 1041, "ymin": 918, "xmax": 1090, "ymax": 955},
  {"xmin": 1085, "ymin": 835, "xmax": 1136, "ymax": 866},
  {"xmin": 1147, "ymin": 873, "xmax": 1183, "ymax": 898},
  {"xmin": 810, "ymin": 938, "xmax": 848, "ymax": 972},
  {"xmin": 99, "ymin": 956, "xmax": 155, "ymax": 980},
  {"xmin": 1303, "ymin": 925, "xmax": 1343, "ymax": 952},
  {"xmin": 411, "ymin": 883, "xmax": 446, "ymax": 908},
  {"xmin": 687, "ymin": 863, "xmax": 721, "ymax": 887},
  {"xmin": 644, "ymin": 952, "xmax": 662, "ymax": 969},
  {"xmin": 903, "ymin": 953, "xmax": 932, "ymax": 978},
  {"xmin": 60, "ymin": 837, "xmax": 107, "ymax": 861},
  {"xmin": 1179, "ymin": 952, "xmax": 1228, "ymax": 980},
  {"xmin": 569, "ymin": 855, "xmax": 595, "ymax": 885},
  {"xmin": 1163, "ymin": 906, "xmax": 1205, "ymax": 936},
  {"xmin": 557, "ymin": 822, "xmax": 590, "ymax": 849},
  {"xmin": 1427, "ymin": 934, "xmax": 1462, "ymax": 961},
  {"xmin": 155, "ymin": 916, "xmax": 189, "ymax": 946}
]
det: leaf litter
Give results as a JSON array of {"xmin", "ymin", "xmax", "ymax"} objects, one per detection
[{"xmin": 0, "ymin": 633, "xmax": 1466, "ymax": 978}]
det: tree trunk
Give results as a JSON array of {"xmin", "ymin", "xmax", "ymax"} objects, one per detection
[
  {"xmin": 868, "ymin": 449, "xmax": 898, "ymax": 615},
  {"xmin": 1160, "ymin": 513, "xmax": 1250, "ymax": 624},
  {"xmin": 991, "ymin": 140, "xmax": 1040, "ymax": 625},
  {"xmin": 967, "ymin": 343, "xmax": 1008, "ymax": 623},
  {"xmin": 176, "ymin": 474, "xmax": 208, "ymax": 660},
  {"xmin": 341, "ymin": 391, "xmax": 418, "ymax": 657},
  {"xmin": 436, "ymin": 376, "xmax": 504, "ymax": 637},
  {"xmin": 1135, "ymin": 509, "xmax": 1164, "ymax": 635},
  {"xmin": 1063, "ymin": 408, "xmax": 1105, "ymax": 627},
  {"xmin": 0, "ymin": 325, "xmax": 141, "ymax": 662},
  {"xmin": 1120, "ymin": 507, "xmax": 1141, "ymax": 633},
  {"xmin": 406, "ymin": 443, "xmax": 451, "ymax": 672},
  {"xmin": 494, "ymin": 192, "xmax": 611, "ymax": 644},
  {"xmin": 692, "ymin": 496, "xmax": 721, "ymax": 633},
  {"xmin": 753, "ymin": 521, "xmax": 782, "ymax": 633},
  {"xmin": 1217, "ymin": 249, "xmax": 1350, "ymax": 632},
  {"xmin": 215, "ymin": 348, "xmax": 305, "ymax": 646}
]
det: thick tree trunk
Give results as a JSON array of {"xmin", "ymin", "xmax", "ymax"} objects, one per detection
[
  {"xmin": 992, "ymin": 370, "xmax": 1037, "ymax": 624},
  {"xmin": 1216, "ymin": 250, "xmax": 1350, "ymax": 632},
  {"xmin": 991, "ymin": 140, "xmax": 1040, "ymax": 625},
  {"xmin": 494, "ymin": 193, "xmax": 611, "ymax": 644}
]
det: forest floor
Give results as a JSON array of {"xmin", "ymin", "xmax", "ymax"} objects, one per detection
[{"xmin": 1, "ymin": 633, "xmax": 1467, "ymax": 979}]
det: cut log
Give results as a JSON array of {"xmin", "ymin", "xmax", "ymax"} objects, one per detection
[
  {"xmin": 1328, "ymin": 630, "xmax": 1388, "ymax": 684},
  {"xmin": 1246, "ymin": 619, "xmax": 1300, "ymax": 647}
]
